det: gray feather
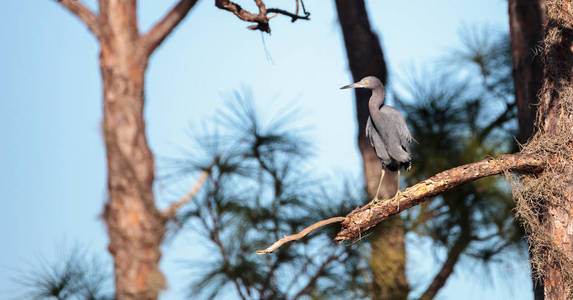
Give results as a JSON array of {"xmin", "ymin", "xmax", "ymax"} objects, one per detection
[{"xmin": 366, "ymin": 105, "xmax": 412, "ymax": 166}]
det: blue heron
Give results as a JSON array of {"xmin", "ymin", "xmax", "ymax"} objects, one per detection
[{"xmin": 341, "ymin": 76, "xmax": 412, "ymax": 200}]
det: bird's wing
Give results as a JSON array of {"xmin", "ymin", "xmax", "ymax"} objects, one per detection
[
  {"xmin": 366, "ymin": 117, "xmax": 390, "ymax": 162},
  {"xmin": 372, "ymin": 106, "xmax": 412, "ymax": 160}
]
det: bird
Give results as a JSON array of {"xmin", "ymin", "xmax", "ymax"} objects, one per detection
[{"xmin": 341, "ymin": 75, "xmax": 412, "ymax": 201}]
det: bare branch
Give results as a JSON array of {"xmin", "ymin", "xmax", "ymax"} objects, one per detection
[
  {"xmin": 215, "ymin": 0, "xmax": 310, "ymax": 33},
  {"xmin": 335, "ymin": 153, "xmax": 544, "ymax": 242},
  {"xmin": 140, "ymin": 0, "xmax": 199, "ymax": 57},
  {"xmin": 162, "ymin": 168, "xmax": 211, "ymax": 219},
  {"xmin": 56, "ymin": 0, "xmax": 101, "ymax": 39},
  {"xmin": 256, "ymin": 217, "xmax": 345, "ymax": 254},
  {"xmin": 418, "ymin": 234, "xmax": 470, "ymax": 300},
  {"xmin": 292, "ymin": 251, "xmax": 341, "ymax": 299}
]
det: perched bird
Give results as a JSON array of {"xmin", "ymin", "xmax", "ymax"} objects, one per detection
[{"xmin": 341, "ymin": 76, "xmax": 412, "ymax": 200}]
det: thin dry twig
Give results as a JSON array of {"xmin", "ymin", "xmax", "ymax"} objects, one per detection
[
  {"xmin": 56, "ymin": 0, "xmax": 101, "ymax": 39},
  {"xmin": 162, "ymin": 168, "xmax": 211, "ymax": 219},
  {"xmin": 256, "ymin": 217, "xmax": 345, "ymax": 254}
]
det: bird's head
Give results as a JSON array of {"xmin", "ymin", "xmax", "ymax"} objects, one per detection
[{"xmin": 340, "ymin": 76, "xmax": 383, "ymax": 90}]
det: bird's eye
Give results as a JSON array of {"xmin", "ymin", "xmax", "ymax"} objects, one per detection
[{"xmin": 363, "ymin": 80, "xmax": 369, "ymax": 85}]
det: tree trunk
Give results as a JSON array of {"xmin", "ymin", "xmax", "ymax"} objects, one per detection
[
  {"xmin": 98, "ymin": 2, "xmax": 166, "ymax": 299},
  {"xmin": 334, "ymin": 1, "xmax": 408, "ymax": 299},
  {"xmin": 534, "ymin": 1, "xmax": 573, "ymax": 299},
  {"xmin": 509, "ymin": 0, "xmax": 546, "ymax": 145},
  {"xmin": 507, "ymin": 1, "xmax": 546, "ymax": 298}
]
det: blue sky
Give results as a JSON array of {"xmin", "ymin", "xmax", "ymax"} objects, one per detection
[{"xmin": 1, "ymin": 0, "xmax": 532, "ymax": 299}]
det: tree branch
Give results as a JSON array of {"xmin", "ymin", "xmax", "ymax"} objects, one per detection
[
  {"xmin": 477, "ymin": 101, "xmax": 516, "ymax": 142},
  {"xmin": 256, "ymin": 217, "xmax": 345, "ymax": 254},
  {"xmin": 140, "ymin": 0, "xmax": 199, "ymax": 57},
  {"xmin": 292, "ymin": 251, "xmax": 341, "ymax": 299},
  {"xmin": 215, "ymin": 0, "xmax": 310, "ymax": 33},
  {"xmin": 162, "ymin": 168, "xmax": 211, "ymax": 219},
  {"xmin": 266, "ymin": 8, "xmax": 310, "ymax": 22},
  {"xmin": 256, "ymin": 153, "xmax": 544, "ymax": 254},
  {"xmin": 418, "ymin": 234, "xmax": 471, "ymax": 300},
  {"xmin": 335, "ymin": 153, "xmax": 543, "ymax": 242},
  {"xmin": 56, "ymin": 0, "xmax": 101, "ymax": 39}
]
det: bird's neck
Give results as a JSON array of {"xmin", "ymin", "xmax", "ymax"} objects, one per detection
[{"xmin": 368, "ymin": 86, "xmax": 385, "ymax": 111}]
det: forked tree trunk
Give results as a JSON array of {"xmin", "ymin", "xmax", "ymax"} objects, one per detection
[
  {"xmin": 507, "ymin": 0, "xmax": 546, "ymax": 298},
  {"xmin": 334, "ymin": 1, "xmax": 409, "ymax": 299},
  {"xmin": 97, "ymin": 2, "xmax": 167, "ymax": 299}
]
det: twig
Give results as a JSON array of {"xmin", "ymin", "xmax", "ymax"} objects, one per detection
[
  {"xmin": 140, "ymin": 0, "xmax": 199, "ymax": 57},
  {"xmin": 56, "ymin": 0, "xmax": 101, "ymax": 39},
  {"xmin": 266, "ymin": 8, "xmax": 310, "ymax": 22},
  {"xmin": 256, "ymin": 217, "xmax": 345, "ymax": 254},
  {"xmin": 162, "ymin": 168, "xmax": 211, "ymax": 219}
]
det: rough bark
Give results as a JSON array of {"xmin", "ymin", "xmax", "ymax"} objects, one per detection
[
  {"xmin": 98, "ymin": 2, "xmax": 165, "ymax": 299},
  {"xmin": 507, "ymin": 1, "xmax": 546, "ymax": 298},
  {"xmin": 335, "ymin": 153, "xmax": 544, "ymax": 242},
  {"xmin": 536, "ymin": 1, "xmax": 573, "ymax": 298},
  {"xmin": 58, "ymin": 1, "xmax": 197, "ymax": 299},
  {"xmin": 334, "ymin": 1, "xmax": 408, "ymax": 299}
]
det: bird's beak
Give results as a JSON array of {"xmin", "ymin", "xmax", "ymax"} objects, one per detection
[{"xmin": 340, "ymin": 82, "xmax": 363, "ymax": 89}]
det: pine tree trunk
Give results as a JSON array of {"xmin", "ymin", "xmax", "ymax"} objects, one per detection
[
  {"xmin": 507, "ymin": 1, "xmax": 546, "ymax": 298},
  {"xmin": 334, "ymin": 1, "xmax": 409, "ymax": 299},
  {"xmin": 535, "ymin": 1, "xmax": 573, "ymax": 299},
  {"xmin": 98, "ymin": 2, "xmax": 166, "ymax": 299}
]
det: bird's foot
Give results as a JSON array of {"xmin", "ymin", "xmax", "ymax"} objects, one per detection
[{"xmin": 393, "ymin": 191, "xmax": 401, "ymax": 211}]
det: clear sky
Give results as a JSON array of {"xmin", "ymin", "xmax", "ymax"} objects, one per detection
[{"xmin": 1, "ymin": 0, "xmax": 532, "ymax": 299}]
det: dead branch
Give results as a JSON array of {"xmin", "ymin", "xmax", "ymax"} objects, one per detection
[
  {"xmin": 140, "ymin": 0, "xmax": 199, "ymax": 57},
  {"xmin": 56, "ymin": 0, "xmax": 101, "ymax": 39},
  {"xmin": 162, "ymin": 168, "xmax": 211, "ymax": 219},
  {"xmin": 256, "ymin": 217, "xmax": 345, "ymax": 254},
  {"xmin": 257, "ymin": 153, "xmax": 544, "ymax": 254},
  {"xmin": 266, "ymin": 8, "xmax": 310, "ymax": 22},
  {"xmin": 335, "ymin": 153, "xmax": 543, "ymax": 242},
  {"xmin": 215, "ymin": 0, "xmax": 310, "ymax": 33}
]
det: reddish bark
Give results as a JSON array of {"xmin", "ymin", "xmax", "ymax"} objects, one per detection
[
  {"xmin": 335, "ymin": 153, "xmax": 544, "ymax": 242},
  {"xmin": 536, "ymin": 2, "xmax": 573, "ymax": 298},
  {"xmin": 57, "ymin": 1, "xmax": 197, "ymax": 299},
  {"xmin": 507, "ymin": 1, "xmax": 546, "ymax": 298}
]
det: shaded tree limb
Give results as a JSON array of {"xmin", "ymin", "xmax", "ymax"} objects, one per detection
[
  {"xmin": 418, "ymin": 233, "xmax": 471, "ymax": 300},
  {"xmin": 140, "ymin": 0, "xmax": 199, "ymax": 57},
  {"xmin": 335, "ymin": 153, "xmax": 543, "ymax": 242},
  {"xmin": 477, "ymin": 101, "xmax": 517, "ymax": 143},
  {"xmin": 56, "ymin": 0, "xmax": 101, "ymax": 39},
  {"xmin": 161, "ymin": 168, "xmax": 211, "ymax": 219},
  {"xmin": 256, "ymin": 217, "xmax": 345, "ymax": 254},
  {"xmin": 292, "ymin": 251, "xmax": 342, "ymax": 300}
]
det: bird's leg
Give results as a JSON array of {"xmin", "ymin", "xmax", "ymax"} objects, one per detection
[
  {"xmin": 373, "ymin": 168, "xmax": 385, "ymax": 201},
  {"xmin": 394, "ymin": 170, "xmax": 401, "ymax": 210}
]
